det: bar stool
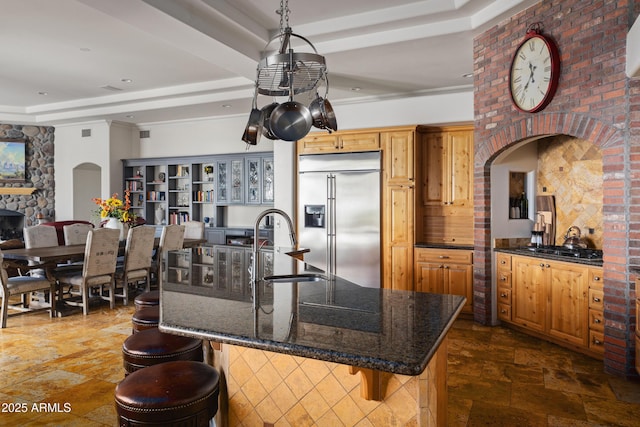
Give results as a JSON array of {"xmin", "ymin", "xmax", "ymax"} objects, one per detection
[
  {"xmin": 131, "ymin": 305, "xmax": 159, "ymax": 333},
  {"xmin": 122, "ymin": 328, "xmax": 203, "ymax": 375},
  {"xmin": 115, "ymin": 360, "xmax": 219, "ymax": 426},
  {"xmin": 134, "ymin": 290, "xmax": 159, "ymax": 311}
]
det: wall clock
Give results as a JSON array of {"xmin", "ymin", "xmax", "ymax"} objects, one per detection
[{"xmin": 509, "ymin": 24, "xmax": 560, "ymax": 113}]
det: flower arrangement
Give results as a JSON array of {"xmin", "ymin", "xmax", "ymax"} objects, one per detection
[{"xmin": 92, "ymin": 190, "xmax": 136, "ymax": 225}]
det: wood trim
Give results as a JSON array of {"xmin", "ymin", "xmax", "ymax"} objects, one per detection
[{"xmin": 0, "ymin": 187, "xmax": 36, "ymax": 195}]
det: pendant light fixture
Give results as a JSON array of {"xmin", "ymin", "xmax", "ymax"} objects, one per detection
[{"xmin": 242, "ymin": 0, "xmax": 337, "ymax": 147}]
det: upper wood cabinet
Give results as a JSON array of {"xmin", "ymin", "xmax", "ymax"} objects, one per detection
[
  {"xmin": 297, "ymin": 131, "xmax": 380, "ymax": 154},
  {"xmin": 421, "ymin": 126, "xmax": 474, "ymax": 209},
  {"xmin": 416, "ymin": 125, "xmax": 474, "ymax": 245}
]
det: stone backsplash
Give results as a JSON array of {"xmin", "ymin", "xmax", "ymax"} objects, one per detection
[
  {"xmin": 0, "ymin": 124, "xmax": 55, "ymax": 227},
  {"xmin": 537, "ymin": 136, "xmax": 603, "ymax": 248}
]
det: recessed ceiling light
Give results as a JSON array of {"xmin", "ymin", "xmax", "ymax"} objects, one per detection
[
  {"xmin": 38, "ymin": 91, "xmax": 48, "ymax": 96},
  {"xmin": 221, "ymin": 104, "xmax": 232, "ymax": 108},
  {"xmin": 351, "ymin": 87, "xmax": 361, "ymax": 92},
  {"xmin": 125, "ymin": 115, "xmax": 134, "ymax": 119},
  {"xmin": 80, "ymin": 47, "xmax": 91, "ymax": 52},
  {"xmin": 462, "ymin": 72, "xmax": 474, "ymax": 78},
  {"xmin": 121, "ymin": 78, "xmax": 133, "ymax": 83}
]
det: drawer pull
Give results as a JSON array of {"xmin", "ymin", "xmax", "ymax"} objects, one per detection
[
  {"xmin": 500, "ymin": 276, "xmax": 507, "ymax": 281},
  {"xmin": 593, "ymin": 338, "xmax": 602, "ymax": 345},
  {"xmin": 539, "ymin": 263, "xmax": 545, "ymax": 267},
  {"xmin": 501, "ymin": 309, "xmax": 507, "ymax": 314},
  {"xmin": 500, "ymin": 260, "xmax": 506, "ymax": 264},
  {"xmin": 593, "ymin": 297, "xmax": 601, "ymax": 303},
  {"xmin": 593, "ymin": 276, "xmax": 601, "ymax": 281},
  {"xmin": 439, "ymin": 255, "xmax": 450, "ymax": 259},
  {"xmin": 500, "ymin": 293, "xmax": 507, "ymax": 298},
  {"xmin": 594, "ymin": 318, "xmax": 601, "ymax": 324}
]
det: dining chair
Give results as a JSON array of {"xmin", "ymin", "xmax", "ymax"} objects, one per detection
[
  {"xmin": 23, "ymin": 225, "xmax": 59, "ymax": 249},
  {"xmin": 183, "ymin": 221, "xmax": 205, "ymax": 240},
  {"xmin": 0, "ymin": 250, "xmax": 56, "ymax": 328},
  {"xmin": 62, "ymin": 223, "xmax": 93, "ymax": 245},
  {"xmin": 114, "ymin": 226, "xmax": 156, "ymax": 305},
  {"xmin": 53, "ymin": 228, "xmax": 120, "ymax": 316},
  {"xmin": 23, "ymin": 224, "xmax": 60, "ymax": 274},
  {"xmin": 152, "ymin": 224, "xmax": 185, "ymax": 288}
]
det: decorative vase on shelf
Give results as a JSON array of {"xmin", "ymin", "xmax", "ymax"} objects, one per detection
[{"xmin": 105, "ymin": 217, "xmax": 128, "ymax": 240}]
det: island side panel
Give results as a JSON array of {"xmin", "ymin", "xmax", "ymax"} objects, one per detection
[{"xmin": 214, "ymin": 340, "xmax": 448, "ymax": 426}]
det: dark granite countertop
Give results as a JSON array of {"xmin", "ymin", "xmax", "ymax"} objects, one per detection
[
  {"xmin": 494, "ymin": 247, "xmax": 603, "ymax": 267},
  {"xmin": 159, "ymin": 245, "xmax": 465, "ymax": 376}
]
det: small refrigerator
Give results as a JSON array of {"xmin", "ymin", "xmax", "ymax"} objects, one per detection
[{"xmin": 297, "ymin": 151, "xmax": 381, "ymax": 288}]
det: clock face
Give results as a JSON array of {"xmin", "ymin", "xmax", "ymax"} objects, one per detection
[{"xmin": 509, "ymin": 33, "xmax": 559, "ymax": 113}]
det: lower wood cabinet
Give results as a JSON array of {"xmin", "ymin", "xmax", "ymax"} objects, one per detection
[
  {"xmin": 496, "ymin": 252, "xmax": 603, "ymax": 357},
  {"xmin": 414, "ymin": 247, "xmax": 473, "ymax": 314}
]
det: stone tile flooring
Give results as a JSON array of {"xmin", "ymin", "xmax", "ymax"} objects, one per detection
[{"xmin": 0, "ymin": 304, "xmax": 639, "ymax": 426}]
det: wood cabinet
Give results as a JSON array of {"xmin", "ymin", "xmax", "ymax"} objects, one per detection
[
  {"xmin": 382, "ymin": 128, "xmax": 416, "ymax": 291},
  {"xmin": 123, "ymin": 152, "xmax": 273, "ymax": 229},
  {"xmin": 415, "ymin": 248, "xmax": 473, "ymax": 313},
  {"xmin": 588, "ymin": 270, "xmax": 605, "ymax": 355},
  {"xmin": 497, "ymin": 252, "xmax": 603, "ymax": 357},
  {"xmin": 297, "ymin": 131, "xmax": 380, "ymax": 154},
  {"xmin": 416, "ymin": 125, "xmax": 474, "ymax": 246}
]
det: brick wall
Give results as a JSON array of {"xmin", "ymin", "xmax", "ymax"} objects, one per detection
[{"xmin": 474, "ymin": 0, "xmax": 639, "ymax": 377}]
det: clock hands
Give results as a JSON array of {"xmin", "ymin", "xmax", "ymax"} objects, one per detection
[{"xmin": 523, "ymin": 62, "xmax": 537, "ymax": 92}]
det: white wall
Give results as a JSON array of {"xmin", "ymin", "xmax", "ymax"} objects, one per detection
[{"xmin": 55, "ymin": 120, "xmax": 138, "ymax": 220}]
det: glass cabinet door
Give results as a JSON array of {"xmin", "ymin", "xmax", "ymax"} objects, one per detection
[
  {"xmin": 230, "ymin": 159, "xmax": 244, "ymax": 204},
  {"xmin": 246, "ymin": 158, "xmax": 261, "ymax": 204},
  {"xmin": 216, "ymin": 161, "xmax": 228, "ymax": 203},
  {"xmin": 262, "ymin": 158, "xmax": 274, "ymax": 204}
]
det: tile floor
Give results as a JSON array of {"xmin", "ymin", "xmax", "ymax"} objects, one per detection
[{"xmin": 0, "ymin": 303, "xmax": 639, "ymax": 426}]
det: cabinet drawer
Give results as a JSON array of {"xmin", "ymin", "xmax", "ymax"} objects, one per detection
[
  {"xmin": 636, "ymin": 336, "xmax": 640, "ymax": 375},
  {"xmin": 589, "ymin": 309, "xmax": 604, "ymax": 332},
  {"xmin": 589, "ymin": 268, "xmax": 603, "ymax": 290},
  {"xmin": 496, "ymin": 253, "xmax": 511, "ymax": 270},
  {"xmin": 415, "ymin": 248, "xmax": 472, "ymax": 264},
  {"xmin": 589, "ymin": 330, "xmax": 605, "ymax": 353},
  {"xmin": 498, "ymin": 286, "xmax": 511, "ymax": 305},
  {"xmin": 496, "ymin": 270, "xmax": 511, "ymax": 288},
  {"xmin": 498, "ymin": 303, "xmax": 511, "ymax": 321},
  {"xmin": 339, "ymin": 132, "xmax": 380, "ymax": 151},
  {"xmin": 589, "ymin": 288, "xmax": 604, "ymax": 310}
]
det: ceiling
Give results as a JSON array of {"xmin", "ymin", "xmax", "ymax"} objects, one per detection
[{"xmin": 0, "ymin": 0, "xmax": 540, "ymax": 126}]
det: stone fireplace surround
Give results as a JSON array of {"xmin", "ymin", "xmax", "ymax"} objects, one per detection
[
  {"xmin": 474, "ymin": 0, "xmax": 639, "ymax": 377},
  {"xmin": 0, "ymin": 124, "xmax": 55, "ymax": 231}
]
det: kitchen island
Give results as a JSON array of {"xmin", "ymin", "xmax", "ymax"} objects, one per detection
[{"xmin": 160, "ymin": 245, "xmax": 465, "ymax": 426}]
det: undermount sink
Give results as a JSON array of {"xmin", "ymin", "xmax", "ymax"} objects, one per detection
[{"xmin": 262, "ymin": 273, "xmax": 326, "ymax": 283}]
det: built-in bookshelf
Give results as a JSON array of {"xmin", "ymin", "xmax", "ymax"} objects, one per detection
[{"xmin": 122, "ymin": 152, "xmax": 274, "ymax": 227}]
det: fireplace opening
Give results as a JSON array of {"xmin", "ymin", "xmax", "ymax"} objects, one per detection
[{"xmin": 0, "ymin": 209, "xmax": 25, "ymax": 240}]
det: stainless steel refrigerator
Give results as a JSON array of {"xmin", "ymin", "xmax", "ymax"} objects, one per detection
[{"xmin": 297, "ymin": 151, "xmax": 381, "ymax": 288}]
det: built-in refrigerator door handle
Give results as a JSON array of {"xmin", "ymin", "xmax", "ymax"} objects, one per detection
[{"xmin": 326, "ymin": 174, "xmax": 336, "ymax": 277}]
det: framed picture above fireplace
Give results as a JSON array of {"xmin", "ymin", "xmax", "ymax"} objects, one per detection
[{"xmin": 0, "ymin": 138, "xmax": 26, "ymax": 182}]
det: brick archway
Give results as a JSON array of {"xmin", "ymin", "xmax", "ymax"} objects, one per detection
[{"xmin": 473, "ymin": 111, "xmax": 632, "ymax": 376}]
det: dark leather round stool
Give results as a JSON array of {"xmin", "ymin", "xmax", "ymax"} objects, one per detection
[
  {"xmin": 115, "ymin": 360, "xmax": 219, "ymax": 426},
  {"xmin": 134, "ymin": 290, "xmax": 159, "ymax": 311},
  {"xmin": 122, "ymin": 328, "xmax": 203, "ymax": 375},
  {"xmin": 131, "ymin": 305, "xmax": 159, "ymax": 333}
]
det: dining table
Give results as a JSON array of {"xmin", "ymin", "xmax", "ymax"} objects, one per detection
[{"xmin": 0, "ymin": 237, "xmax": 206, "ymax": 315}]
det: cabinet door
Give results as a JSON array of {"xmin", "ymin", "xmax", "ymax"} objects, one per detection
[
  {"xmin": 339, "ymin": 132, "xmax": 380, "ymax": 152},
  {"xmin": 216, "ymin": 160, "xmax": 228, "ymax": 204},
  {"xmin": 297, "ymin": 134, "xmax": 338, "ymax": 154},
  {"xmin": 415, "ymin": 262, "xmax": 444, "ymax": 293},
  {"xmin": 448, "ymin": 130, "xmax": 474, "ymax": 208},
  {"xmin": 246, "ymin": 158, "xmax": 261, "ymax": 204},
  {"xmin": 382, "ymin": 130, "xmax": 414, "ymax": 185},
  {"xmin": 230, "ymin": 159, "xmax": 244, "ymax": 204},
  {"xmin": 382, "ymin": 185, "xmax": 414, "ymax": 290},
  {"xmin": 547, "ymin": 262, "xmax": 588, "ymax": 347},
  {"xmin": 262, "ymin": 157, "xmax": 274, "ymax": 204},
  {"xmin": 422, "ymin": 131, "xmax": 445, "ymax": 206},
  {"xmin": 512, "ymin": 256, "xmax": 546, "ymax": 332},
  {"xmin": 445, "ymin": 263, "xmax": 473, "ymax": 313}
]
